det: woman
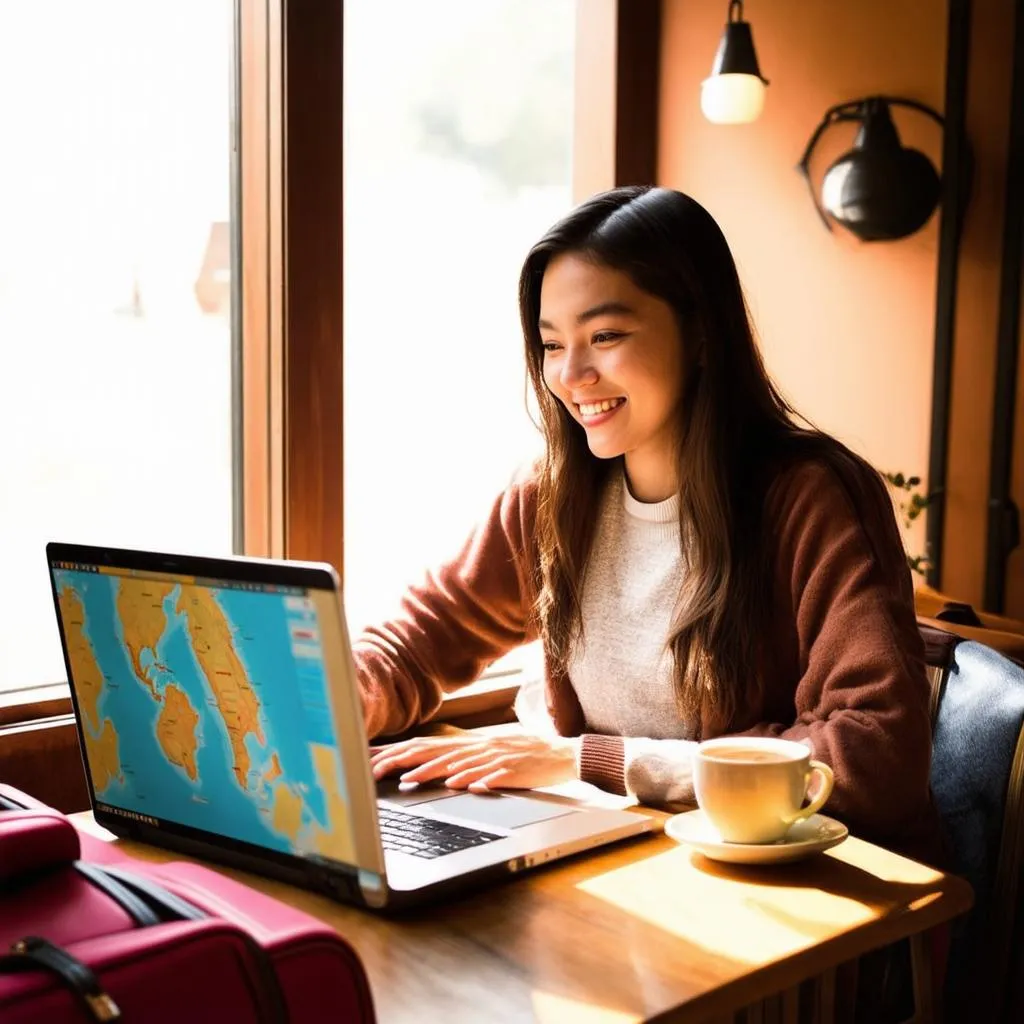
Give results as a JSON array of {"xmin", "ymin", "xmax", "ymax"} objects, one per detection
[{"xmin": 358, "ymin": 185, "xmax": 943, "ymax": 866}]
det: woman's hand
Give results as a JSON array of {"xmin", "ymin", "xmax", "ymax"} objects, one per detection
[{"xmin": 369, "ymin": 733, "xmax": 581, "ymax": 792}]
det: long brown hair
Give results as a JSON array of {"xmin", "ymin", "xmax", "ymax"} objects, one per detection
[{"xmin": 519, "ymin": 186, "xmax": 890, "ymax": 732}]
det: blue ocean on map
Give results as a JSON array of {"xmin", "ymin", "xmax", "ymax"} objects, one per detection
[{"xmin": 53, "ymin": 570, "xmax": 348, "ymax": 860}]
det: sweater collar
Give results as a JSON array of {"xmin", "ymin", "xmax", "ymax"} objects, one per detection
[{"xmin": 620, "ymin": 471, "xmax": 679, "ymax": 523}]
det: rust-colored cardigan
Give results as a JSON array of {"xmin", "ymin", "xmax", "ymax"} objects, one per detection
[{"xmin": 354, "ymin": 459, "xmax": 945, "ymax": 864}]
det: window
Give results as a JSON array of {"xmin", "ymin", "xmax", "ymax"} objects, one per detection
[
  {"xmin": 342, "ymin": 0, "xmax": 575, "ymax": 639},
  {"xmin": 0, "ymin": 4, "xmax": 237, "ymax": 693}
]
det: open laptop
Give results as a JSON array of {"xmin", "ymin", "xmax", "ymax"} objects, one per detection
[{"xmin": 46, "ymin": 543, "xmax": 654, "ymax": 910}]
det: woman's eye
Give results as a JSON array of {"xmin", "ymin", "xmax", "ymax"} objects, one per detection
[
  {"xmin": 593, "ymin": 331, "xmax": 623, "ymax": 344},
  {"xmin": 542, "ymin": 341, "xmax": 561, "ymax": 352}
]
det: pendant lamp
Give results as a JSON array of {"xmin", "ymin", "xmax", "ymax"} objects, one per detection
[{"xmin": 701, "ymin": 0, "xmax": 769, "ymax": 125}]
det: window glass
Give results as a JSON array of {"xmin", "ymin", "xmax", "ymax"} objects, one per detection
[
  {"xmin": 0, "ymin": 3, "xmax": 236, "ymax": 691},
  {"xmin": 342, "ymin": 0, "xmax": 574, "ymax": 644}
]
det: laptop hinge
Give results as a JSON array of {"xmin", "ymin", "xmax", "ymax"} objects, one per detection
[{"xmin": 306, "ymin": 858, "xmax": 386, "ymax": 908}]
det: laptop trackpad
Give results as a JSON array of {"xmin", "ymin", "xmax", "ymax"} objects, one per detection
[{"xmin": 425, "ymin": 792, "xmax": 575, "ymax": 830}]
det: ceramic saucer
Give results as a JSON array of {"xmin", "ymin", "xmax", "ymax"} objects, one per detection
[{"xmin": 664, "ymin": 809, "xmax": 849, "ymax": 865}]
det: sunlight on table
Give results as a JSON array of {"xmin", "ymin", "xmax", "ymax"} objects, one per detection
[
  {"xmin": 532, "ymin": 990, "xmax": 641, "ymax": 1024},
  {"xmin": 826, "ymin": 836, "xmax": 944, "ymax": 885},
  {"xmin": 577, "ymin": 846, "xmax": 879, "ymax": 965}
]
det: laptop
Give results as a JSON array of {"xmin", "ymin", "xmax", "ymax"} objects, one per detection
[{"xmin": 46, "ymin": 543, "xmax": 654, "ymax": 910}]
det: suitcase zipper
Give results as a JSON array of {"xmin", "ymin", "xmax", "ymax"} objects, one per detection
[{"xmin": 3, "ymin": 936, "xmax": 121, "ymax": 1022}]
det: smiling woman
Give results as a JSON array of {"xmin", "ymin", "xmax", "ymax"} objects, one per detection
[
  {"xmin": 538, "ymin": 258, "xmax": 687, "ymax": 500},
  {"xmin": 356, "ymin": 186, "xmax": 946, "ymax": 874}
]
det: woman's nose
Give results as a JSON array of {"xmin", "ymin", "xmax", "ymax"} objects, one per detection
[{"xmin": 560, "ymin": 348, "xmax": 598, "ymax": 390}]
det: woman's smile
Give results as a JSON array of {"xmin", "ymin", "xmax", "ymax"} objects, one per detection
[{"xmin": 577, "ymin": 397, "xmax": 626, "ymax": 426}]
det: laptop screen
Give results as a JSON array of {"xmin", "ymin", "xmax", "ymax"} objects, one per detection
[{"xmin": 48, "ymin": 551, "xmax": 382, "ymax": 878}]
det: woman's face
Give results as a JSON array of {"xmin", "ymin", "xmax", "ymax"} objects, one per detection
[{"xmin": 539, "ymin": 253, "xmax": 686, "ymax": 501}]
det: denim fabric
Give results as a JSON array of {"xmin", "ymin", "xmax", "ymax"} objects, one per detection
[{"xmin": 930, "ymin": 640, "xmax": 1024, "ymax": 1020}]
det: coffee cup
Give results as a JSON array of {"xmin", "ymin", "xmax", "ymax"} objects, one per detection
[{"xmin": 692, "ymin": 737, "xmax": 834, "ymax": 845}]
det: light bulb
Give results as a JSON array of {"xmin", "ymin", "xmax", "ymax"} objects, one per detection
[{"xmin": 701, "ymin": 73, "xmax": 766, "ymax": 124}]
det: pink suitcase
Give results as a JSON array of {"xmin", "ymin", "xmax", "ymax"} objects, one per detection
[{"xmin": 0, "ymin": 787, "xmax": 376, "ymax": 1023}]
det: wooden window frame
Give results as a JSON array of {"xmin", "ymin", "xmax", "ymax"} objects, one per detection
[
  {"xmin": 241, "ymin": 0, "xmax": 344, "ymax": 570},
  {"xmin": 261, "ymin": 0, "xmax": 658, "ymax": 571},
  {"xmin": 0, "ymin": 0, "xmax": 659, "ymax": 803},
  {"xmin": 574, "ymin": 0, "xmax": 661, "ymax": 201}
]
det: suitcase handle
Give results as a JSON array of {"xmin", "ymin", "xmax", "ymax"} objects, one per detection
[
  {"xmin": 0, "ymin": 935, "xmax": 122, "ymax": 1023},
  {"xmin": 0, "ymin": 811, "xmax": 81, "ymax": 883},
  {"xmin": 75, "ymin": 863, "xmax": 206, "ymax": 926}
]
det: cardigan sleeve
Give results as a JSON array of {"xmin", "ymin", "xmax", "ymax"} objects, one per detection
[
  {"xmin": 733, "ymin": 460, "xmax": 935, "ymax": 842},
  {"xmin": 353, "ymin": 469, "xmax": 539, "ymax": 738},
  {"xmin": 578, "ymin": 734, "xmax": 699, "ymax": 804}
]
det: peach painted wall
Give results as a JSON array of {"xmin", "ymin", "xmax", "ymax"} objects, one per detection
[{"xmin": 658, "ymin": 0, "xmax": 947, "ymax": 568}]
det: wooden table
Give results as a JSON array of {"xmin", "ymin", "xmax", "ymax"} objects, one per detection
[{"xmin": 72, "ymin": 810, "xmax": 972, "ymax": 1024}]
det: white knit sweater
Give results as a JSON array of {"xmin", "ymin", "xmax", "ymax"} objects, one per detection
[{"xmin": 518, "ymin": 471, "xmax": 699, "ymax": 804}]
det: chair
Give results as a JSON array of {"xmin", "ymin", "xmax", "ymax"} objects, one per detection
[
  {"xmin": 915, "ymin": 584, "xmax": 1024, "ymax": 666},
  {"xmin": 921, "ymin": 623, "xmax": 1024, "ymax": 1023},
  {"xmin": 915, "ymin": 583, "xmax": 1024, "ymax": 635}
]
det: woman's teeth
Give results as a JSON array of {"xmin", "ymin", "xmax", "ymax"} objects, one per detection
[{"xmin": 579, "ymin": 398, "xmax": 624, "ymax": 416}]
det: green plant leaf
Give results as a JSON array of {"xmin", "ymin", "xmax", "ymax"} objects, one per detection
[{"xmin": 907, "ymin": 554, "xmax": 930, "ymax": 577}]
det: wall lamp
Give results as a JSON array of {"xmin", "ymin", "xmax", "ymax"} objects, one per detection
[
  {"xmin": 797, "ymin": 96, "xmax": 945, "ymax": 241},
  {"xmin": 701, "ymin": 0, "xmax": 768, "ymax": 125}
]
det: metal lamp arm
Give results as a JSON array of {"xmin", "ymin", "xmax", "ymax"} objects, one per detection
[
  {"xmin": 872, "ymin": 95, "xmax": 945, "ymax": 131},
  {"xmin": 796, "ymin": 102, "xmax": 863, "ymax": 231}
]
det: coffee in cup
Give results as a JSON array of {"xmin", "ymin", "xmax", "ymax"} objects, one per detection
[{"xmin": 692, "ymin": 737, "xmax": 834, "ymax": 844}]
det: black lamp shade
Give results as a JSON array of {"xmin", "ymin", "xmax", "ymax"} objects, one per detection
[
  {"xmin": 710, "ymin": 21, "xmax": 766, "ymax": 82},
  {"xmin": 820, "ymin": 100, "xmax": 941, "ymax": 241}
]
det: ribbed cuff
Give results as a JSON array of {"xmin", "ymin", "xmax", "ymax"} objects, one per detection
[{"xmin": 578, "ymin": 734, "xmax": 628, "ymax": 796}]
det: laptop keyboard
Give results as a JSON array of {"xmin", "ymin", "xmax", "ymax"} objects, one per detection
[{"xmin": 377, "ymin": 806, "xmax": 502, "ymax": 859}]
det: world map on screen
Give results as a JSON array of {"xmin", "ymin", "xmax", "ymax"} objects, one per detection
[{"xmin": 52, "ymin": 567, "xmax": 355, "ymax": 864}]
